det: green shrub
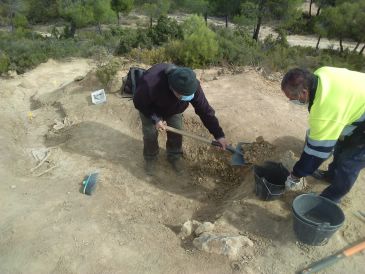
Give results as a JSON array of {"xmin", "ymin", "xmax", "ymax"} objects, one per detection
[
  {"xmin": 14, "ymin": 14, "xmax": 28, "ymax": 30},
  {"xmin": 128, "ymin": 47, "xmax": 170, "ymax": 64},
  {"xmin": 0, "ymin": 32, "xmax": 104, "ymax": 73},
  {"xmin": 216, "ymin": 28, "xmax": 262, "ymax": 66},
  {"xmin": 96, "ymin": 59, "xmax": 121, "ymax": 88},
  {"xmin": 166, "ymin": 15, "xmax": 218, "ymax": 67},
  {"xmin": 149, "ymin": 15, "xmax": 183, "ymax": 45},
  {"xmin": 115, "ymin": 28, "xmax": 154, "ymax": 55},
  {"xmin": 282, "ymin": 13, "xmax": 316, "ymax": 35},
  {"xmin": 0, "ymin": 51, "xmax": 10, "ymax": 73},
  {"xmin": 115, "ymin": 30, "xmax": 137, "ymax": 55}
]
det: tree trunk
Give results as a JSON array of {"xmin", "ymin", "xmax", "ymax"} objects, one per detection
[
  {"xmin": 339, "ymin": 38, "xmax": 343, "ymax": 53},
  {"xmin": 253, "ymin": 16, "xmax": 262, "ymax": 41},
  {"xmin": 316, "ymin": 6, "xmax": 321, "ymax": 16},
  {"xmin": 97, "ymin": 22, "xmax": 102, "ymax": 34},
  {"xmin": 316, "ymin": 35, "xmax": 321, "ymax": 50},
  {"xmin": 117, "ymin": 13, "xmax": 120, "ymax": 25},
  {"xmin": 353, "ymin": 42, "xmax": 360, "ymax": 52},
  {"xmin": 9, "ymin": 2, "xmax": 14, "ymax": 32},
  {"xmin": 70, "ymin": 21, "xmax": 76, "ymax": 38},
  {"xmin": 225, "ymin": 15, "xmax": 228, "ymax": 28},
  {"xmin": 150, "ymin": 16, "xmax": 152, "ymax": 28},
  {"xmin": 309, "ymin": 0, "xmax": 313, "ymax": 16},
  {"xmin": 360, "ymin": 44, "xmax": 365, "ymax": 55},
  {"xmin": 204, "ymin": 12, "xmax": 207, "ymax": 26},
  {"xmin": 253, "ymin": 0, "xmax": 264, "ymax": 41},
  {"xmin": 10, "ymin": 15, "xmax": 14, "ymax": 32}
]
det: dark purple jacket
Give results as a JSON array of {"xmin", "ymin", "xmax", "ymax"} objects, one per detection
[{"xmin": 133, "ymin": 63, "xmax": 225, "ymax": 139}]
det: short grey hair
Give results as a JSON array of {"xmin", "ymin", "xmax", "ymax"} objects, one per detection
[{"xmin": 281, "ymin": 68, "xmax": 313, "ymax": 96}]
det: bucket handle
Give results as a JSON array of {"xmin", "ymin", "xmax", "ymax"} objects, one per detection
[
  {"xmin": 261, "ymin": 177, "xmax": 284, "ymax": 196},
  {"xmin": 314, "ymin": 222, "xmax": 332, "ymax": 246}
]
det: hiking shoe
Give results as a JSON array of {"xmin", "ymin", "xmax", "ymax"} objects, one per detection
[
  {"xmin": 144, "ymin": 159, "xmax": 156, "ymax": 176},
  {"xmin": 169, "ymin": 159, "xmax": 184, "ymax": 175},
  {"xmin": 311, "ymin": 169, "xmax": 332, "ymax": 183}
]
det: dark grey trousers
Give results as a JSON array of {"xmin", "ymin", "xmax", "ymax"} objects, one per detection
[{"xmin": 139, "ymin": 112, "xmax": 183, "ymax": 162}]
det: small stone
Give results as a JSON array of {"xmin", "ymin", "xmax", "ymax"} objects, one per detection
[
  {"xmin": 67, "ymin": 192, "xmax": 71, "ymax": 194},
  {"xmin": 74, "ymin": 75, "xmax": 84, "ymax": 81},
  {"xmin": 8, "ymin": 70, "xmax": 17, "ymax": 78},
  {"xmin": 11, "ymin": 185, "xmax": 16, "ymax": 189},
  {"xmin": 180, "ymin": 220, "xmax": 201, "ymax": 238},
  {"xmin": 195, "ymin": 222, "xmax": 214, "ymax": 236},
  {"xmin": 256, "ymin": 136, "xmax": 264, "ymax": 143}
]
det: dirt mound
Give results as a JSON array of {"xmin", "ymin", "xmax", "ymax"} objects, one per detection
[{"xmin": 242, "ymin": 136, "xmax": 276, "ymax": 164}]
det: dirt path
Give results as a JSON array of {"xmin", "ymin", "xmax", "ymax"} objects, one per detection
[
  {"xmin": 0, "ymin": 59, "xmax": 364, "ymax": 274},
  {"xmin": 258, "ymin": 26, "xmax": 363, "ymax": 53}
]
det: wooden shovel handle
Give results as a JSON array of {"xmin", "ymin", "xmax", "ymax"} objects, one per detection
[
  {"xmin": 165, "ymin": 125, "xmax": 213, "ymax": 146},
  {"xmin": 343, "ymin": 240, "xmax": 365, "ymax": 257},
  {"xmin": 299, "ymin": 239, "xmax": 365, "ymax": 274}
]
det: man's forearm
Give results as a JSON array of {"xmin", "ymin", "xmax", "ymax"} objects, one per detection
[{"xmin": 292, "ymin": 151, "xmax": 325, "ymax": 177}]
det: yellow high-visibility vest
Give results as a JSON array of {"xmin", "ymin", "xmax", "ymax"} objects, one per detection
[{"xmin": 305, "ymin": 67, "xmax": 365, "ymax": 158}]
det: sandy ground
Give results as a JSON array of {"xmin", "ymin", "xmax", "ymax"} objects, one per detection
[{"xmin": 0, "ymin": 59, "xmax": 364, "ymax": 274}]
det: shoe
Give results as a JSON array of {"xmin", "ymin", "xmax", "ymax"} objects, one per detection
[
  {"xmin": 285, "ymin": 175, "xmax": 304, "ymax": 191},
  {"xmin": 144, "ymin": 159, "xmax": 156, "ymax": 176},
  {"xmin": 169, "ymin": 158, "xmax": 184, "ymax": 175},
  {"xmin": 311, "ymin": 169, "xmax": 332, "ymax": 183}
]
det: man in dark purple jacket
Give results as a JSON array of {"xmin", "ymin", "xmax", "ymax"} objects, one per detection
[{"xmin": 133, "ymin": 63, "xmax": 227, "ymax": 175}]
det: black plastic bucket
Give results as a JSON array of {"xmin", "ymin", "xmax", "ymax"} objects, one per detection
[
  {"xmin": 292, "ymin": 194, "xmax": 345, "ymax": 245},
  {"xmin": 254, "ymin": 161, "xmax": 289, "ymax": 201}
]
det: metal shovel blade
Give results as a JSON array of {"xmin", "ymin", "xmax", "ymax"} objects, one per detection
[{"xmin": 230, "ymin": 142, "xmax": 245, "ymax": 166}]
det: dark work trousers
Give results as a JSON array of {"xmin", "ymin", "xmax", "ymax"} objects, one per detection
[
  {"xmin": 139, "ymin": 112, "xmax": 183, "ymax": 162},
  {"xmin": 320, "ymin": 139, "xmax": 365, "ymax": 203}
]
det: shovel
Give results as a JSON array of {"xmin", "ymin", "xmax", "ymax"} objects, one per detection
[{"xmin": 165, "ymin": 125, "xmax": 247, "ymax": 166}]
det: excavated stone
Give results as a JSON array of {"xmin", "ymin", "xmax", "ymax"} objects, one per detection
[
  {"xmin": 193, "ymin": 233, "xmax": 253, "ymax": 259},
  {"xmin": 194, "ymin": 222, "xmax": 214, "ymax": 236}
]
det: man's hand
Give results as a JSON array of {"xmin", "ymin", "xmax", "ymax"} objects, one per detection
[
  {"xmin": 155, "ymin": 120, "xmax": 167, "ymax": 132},
  {"xmin": 216, "ymin": 137, "xmax": 228, "ymax": 150},
  {"xmin": 285, "ymin": 173, "xmax": 303, "ymax": 191}
]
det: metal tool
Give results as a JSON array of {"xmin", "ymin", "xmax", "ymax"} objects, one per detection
[
  {"xmin": 298, "ymin": 239, "xmax": 365, "ymax": 274},
  {"xmin": 165, "ymin": 125, "xmax": 247, "ymax": 166},
  {"xmin": 82, "ymin": 172, "xmax": 99, "ymax": 195}
]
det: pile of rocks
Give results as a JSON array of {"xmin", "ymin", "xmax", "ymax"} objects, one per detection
[{"xmin": 180, "ymin": 220, "xmax": 253, "ymax": 260}]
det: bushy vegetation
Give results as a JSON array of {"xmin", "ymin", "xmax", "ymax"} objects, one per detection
[
  {"xmin": 96, "ymin": 58, "xmax": 121, "ymax": 88},
  {"xmin": 0, "ymin": 51, "xmax": 10, "ymax": 74},
  {"xmin": 0, "ymin": 31, "xmax": 118, "ymax": 74},
  {"xmin": 115, "ymin": 15, "xmax": 182, "ymax": 55},
  {"xmin": 0, "ymin": 0, "xmax": 364, "ymax": 75},
  {"xmin": 165, "ymin": 15, "xmax": 218, "ymax": 67},
  {"xmin": 215, "ymin": 27, "xmax": 262, "ymax": 66}
]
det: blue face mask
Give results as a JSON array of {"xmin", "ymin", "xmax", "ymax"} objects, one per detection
[
  {"xmin": 180, "ymin": 93, "xmax": 195, "ymax": 101},
  {"xmin": 290, "ymin": 99, "xmax": 307, "ymax": 106}
]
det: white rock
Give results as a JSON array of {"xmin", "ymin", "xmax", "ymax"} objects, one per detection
[
  {"xmin": 180, "ymin": 221, "xmax": 193, "ymax": 238},
  {"xmin": 180, "ymin": 220, "xmax": 202, "ymax": 238},
  {"xmin": 19, "ymin": 79, "xmax": 35, "ymax": 88},
  {"xmin": 193, "ymin": 233, "xmax": 253, "ymax": 259},
  {"xmin": 11, "ymin": 185, "xmax": 16, "ymax": 189},
  {"xmin": 8, "ymin": 70, "xmax": 17, "ymax": 78},
  {"xmin": 194, "ymin": 222, "xmax": 214, "ymax": 236}
]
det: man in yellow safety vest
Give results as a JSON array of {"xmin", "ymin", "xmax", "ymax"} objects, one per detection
[{"xmin": 281, "ymin": 67, "xmax": 365, "ymax": 203}]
